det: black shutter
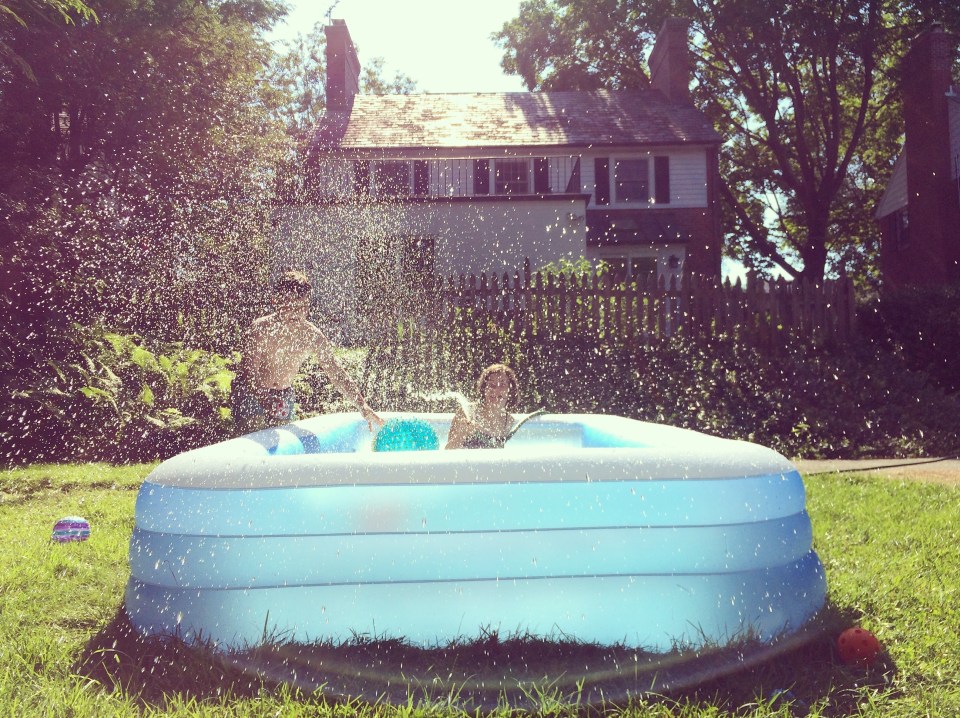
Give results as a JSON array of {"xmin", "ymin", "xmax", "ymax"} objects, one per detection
[
  {"xmin": 473, "ymin": 159, "xmax": 490, "ymax": 195},
  {"xmin": 654, "ymin": 156, "xmax": 670, "ymax": 204},
  {"xmin": 594, "ymin": 158, "xmax": 610, "ymax": 205},
  {"xmin": 353, "ymin": 161, "xmax": 370, "ymax": 196},
  {"xmin": 564, "ymin": 157, "xmax": 581, "ymax": 193},
  {"xmin": 413, "ymin": 160, "xmax": 429, "ymax": 195},
  {"xmin": 534, "ymin": 157, "xmax": 550, "ymax": 193}
]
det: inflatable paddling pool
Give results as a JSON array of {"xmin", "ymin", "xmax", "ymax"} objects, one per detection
[{"xmin": 125, "ymin": 413, "xmax": 826, "ymax": 652}]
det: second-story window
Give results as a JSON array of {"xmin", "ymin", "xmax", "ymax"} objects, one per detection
[
  {"xmin": 494, "ymin": 159, "xmax": 529, "ymax": 195},
  {"xmin": 614, "ymin": 158, "xmax": 650, "ymax": 203},
  {"xmin": 373, "ymin": 161, "xmax": 410, "ymax": 197}
]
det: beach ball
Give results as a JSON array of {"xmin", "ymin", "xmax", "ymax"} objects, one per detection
[
  {"xmin": 52, "ymin": 516, "xmax": 91, "ymax": 543},
  {"xmin": 837, "ymin": 627, "xmax": 882, "ymax": 667},
  {"xmin": 373, "ymin": 418, "xmax": 440, "ymax": 452}
]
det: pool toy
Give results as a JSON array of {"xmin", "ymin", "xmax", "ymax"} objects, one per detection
[
  {"xmin": 125, "ymin": 412, "xmax": 827, "ymax": 652},
  {"xmin": 372, "ymin": 417, "xmax": 440, "ymax": 451},
  {"xmin": 52, "ymin": 516, "xmax": 90, "ymax": 543},
  {"xmin": 837, "ymin": 627, "xmax": 882, "ymax": 667}
]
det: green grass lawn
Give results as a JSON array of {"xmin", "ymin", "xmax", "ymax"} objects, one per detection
[{"xmin": 1, "ymin": 463, "xmax": 958, "ymax": 716}]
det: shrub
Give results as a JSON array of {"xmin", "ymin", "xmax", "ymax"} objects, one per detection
[
  {"xmin": 1, "ymin": 326, "xmax": 236, "ymax": 464},
  {"xmin": 858, "ymin": 282, "xmax": 960, "ymax": 394},
  {"xmin": 358, "ymin": 325, "xmax": 960, "ymax": 460},
  {"xmin": 633, "ymin": 336, "xmax": 960, "ymax": 458}
]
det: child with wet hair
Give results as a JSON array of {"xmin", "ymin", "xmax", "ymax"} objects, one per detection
[
  {"xmin": 444, "ymin": 363, "xmax": 520, "ymax": 450},
  {"xmin": 231, "ymin": 269, "xmax": 383, "ymax": 434}
]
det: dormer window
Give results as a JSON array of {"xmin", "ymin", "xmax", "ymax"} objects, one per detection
[
  {"xmin": 373, "ymin": 161, "xmax": 410, "ymax": 196},
  {"xmin": 494, "ymin": 159, "xmax": 530, "ymax": 194},
  {"xmin": 614, "ymin": 159, "xmax": 650, "ymax": 203},
  {"xmin": 595, "ymin": 155, "xmax": 671, "ymax": 206}
]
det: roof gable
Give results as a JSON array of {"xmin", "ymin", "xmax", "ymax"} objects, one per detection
[{"xmin": 311, "ymin": 90, "xmax": 721, "ymax": 153}]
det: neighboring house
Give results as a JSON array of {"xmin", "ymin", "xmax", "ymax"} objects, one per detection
[
  {"xmin": 276, "ymin": 18, "xmax": 722, "ymax": 337},
  {"xmin": 875, "ymin": 23, "xmax": 960, "ymax": 290}
]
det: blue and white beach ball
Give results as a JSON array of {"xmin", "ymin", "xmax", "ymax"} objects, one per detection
[{"xmin": 52, "ymin": 516, "xmax": 91, "ymax": 543}]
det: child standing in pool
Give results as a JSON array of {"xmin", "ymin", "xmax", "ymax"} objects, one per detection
[
  {"xmin": 444, "ymin": 364, "xmax": 519, "ymax": 450},
  {"xmin": 232, "ymin": 270, "xmax": 383, "ymax": 434}
]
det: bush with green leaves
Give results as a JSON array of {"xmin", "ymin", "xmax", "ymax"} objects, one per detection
[
  {"xmin": 2, "ymin": 326, "xmax": 236, "ymax": 464},
  {"xmin": 858, "ymin": 282, "xmax": 960, "ymax": 395},
  {"xmin": 632, "ymin": 336, "xmax": 960, "ymax": 458},
  {"xmin": 359, "ymin": 322, "xmax": 960, "ymax": 460}
]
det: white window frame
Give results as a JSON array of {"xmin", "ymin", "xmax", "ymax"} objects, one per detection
[{"xmin": 493, "ymin": 158, "xmax": 531, "ymax": 195}]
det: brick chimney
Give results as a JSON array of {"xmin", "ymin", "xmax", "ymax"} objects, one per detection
[
  {"xmin": 900, "ymin": 22, "xmax": 960, "ymax": 285},
  {"xmin": 325, "ymin": 20, "xmax": 361, "ymax": 112},
  {"xmin": 649, "ymin": 17, "xmax": 690, "ymax": 103}
]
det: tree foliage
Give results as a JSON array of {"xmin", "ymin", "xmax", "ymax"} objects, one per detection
[
  {"xmin": 1, "ymin": 0, "xmax": 97, "ymax": 82},
  {"xmin": 0, "ymin": 0, "xmax": 291, "ymax": 450},
  {"xmin": 494, "ymin": 0, "xmax": 960, "ymax": 284},
  {"xmin": 1, "ymin": 3, "xmax": 423, "ymax": 460},
  {"xmin": 268, "ymin": 22, "xmax": 416, "ymax": 202}
]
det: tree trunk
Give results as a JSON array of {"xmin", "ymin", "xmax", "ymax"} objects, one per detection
[{"xmin": 800, "ymin": 215, "xmax": 830, "ymax": 282}]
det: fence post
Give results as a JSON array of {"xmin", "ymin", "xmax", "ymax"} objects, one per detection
[
  {"xmin": 845, "ymin": 274, "xmax": 857, "ymax": 339},
  {"xmin": 533, "ymin": 271, "xmax": 544, "ymax": 339}
]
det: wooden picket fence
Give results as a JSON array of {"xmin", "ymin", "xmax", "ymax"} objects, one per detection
[
  {"xmin": 402, "ymin": 261, "xmax": 857, "ymax": 351},
  {"xmin": 357, "ymin": 263, "xmax": 857, "ymax": 411}
]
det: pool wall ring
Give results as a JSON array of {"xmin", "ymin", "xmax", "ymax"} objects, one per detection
[{"xmin": 124, "ymin": 413, "xmax": 827, "ymax": 652}]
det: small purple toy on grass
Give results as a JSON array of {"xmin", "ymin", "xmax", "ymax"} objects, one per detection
[{"xmin": 52, "ymin": 516, "xmax": 90, "ymax": 543}]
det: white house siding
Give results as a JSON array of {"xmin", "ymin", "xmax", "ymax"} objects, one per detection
[
  {"xmin": 309, "ymin": 157, "xmax": 354, "ymax": 199},
  {"xmin": 273, "ymin": 198, "xmax": 586, "ymax": 339},
  {"xmin": 665, "ymin": 150, "xmax": 710, "ymax": 207},
  {"xmin": 875, "ymin": 152, "xmax": 909, "ymax": 219},
  {"xmin": 424, "ymin": 198, "xmax": 587, "ymax": 275}
]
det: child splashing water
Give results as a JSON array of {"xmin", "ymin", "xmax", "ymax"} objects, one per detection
[{"xmin": 444, "ymin": 364, "xmax": 521, "ymax": 450}]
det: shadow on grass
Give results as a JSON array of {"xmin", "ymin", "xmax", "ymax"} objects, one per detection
[{"xmin": 74, "ymin": 603, "xmax": 899, "ymax": 714}]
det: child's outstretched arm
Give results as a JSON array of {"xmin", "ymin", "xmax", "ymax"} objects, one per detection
[{"xmin": 310, "ymin": 325, "xmax": 384, "ymax": 430}]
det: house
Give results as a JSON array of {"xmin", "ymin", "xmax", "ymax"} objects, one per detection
[
  {"xmin": 875, "ymin": 23, "xmax": 960, "ymax": 290},
  {"xmin": 276, "ymin": 18, "xmax": 722, "ymax": 337}
]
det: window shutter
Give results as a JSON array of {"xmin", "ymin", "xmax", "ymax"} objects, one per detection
[
  {"xmin": 473, "ymin": 159, "xmax": 490, "ymax": 195},
  {"xmin": 414, "ymin": 160, "xmax": 429, "ymax": 195},
  {"xmin": 564, "ymin": 157, "xmax": 581, "ymax": 193},
  {"xmin": 594, "ymin": 158, "xmax": 610, "ymax": 205},
  {"xmin": 354, "ymin": 161, "xmax": 370, "ymax": 196},
  {"xmin": 534, "ymin": 158, "xmax": 550, "ymax": 193},
  {"xmin": 654, "ymin": 156, "xmax": 670, "ymax": 204}
]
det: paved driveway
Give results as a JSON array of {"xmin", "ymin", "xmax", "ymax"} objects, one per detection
[{"xmin": 793, "ymin": 458, "xmax": 960, "ymax": 487}]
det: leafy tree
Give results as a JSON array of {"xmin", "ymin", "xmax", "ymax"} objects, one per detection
[
  {"xmin": 494, "ymin": 0, "xmax": 959, "ymax": 284},
  {"xmin": 1, "ymin": 0, "xmax": 94, "ymax": 24},
  {"xmin": 1, "ymin": 0, "xmax": 97, "ymax": 82},
  {"xmin": 269, "ymin": 22, "xmax": 417, "ymax": 138},
  {"xmin": 0, "ymin": 0, "xmax": 297, "ymax": 461},
  {"xmin": 268, "ymin": 21, "xmax": 416, "ymax": 202},
  {"xmin": 0, "ymin": 0, "xmax": 290, "ymax": 374}
]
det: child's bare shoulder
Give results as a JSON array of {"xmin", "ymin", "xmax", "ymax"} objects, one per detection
[{"xmin": 249, "ymin": 313, "xmax": 276, "ymax": 331}]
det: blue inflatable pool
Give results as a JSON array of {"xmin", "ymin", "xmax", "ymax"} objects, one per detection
[{"xmin": 125, "ymin": 413, "xmax": 826, "ymax": 652}]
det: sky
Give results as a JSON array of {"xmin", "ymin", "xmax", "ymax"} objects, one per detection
[{"xmin": 268, "ymin": 0, "xmax": 528, "ymax": 93}]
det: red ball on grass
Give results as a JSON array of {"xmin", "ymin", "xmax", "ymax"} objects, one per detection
[{"xmin": 837, "ymin": 627, "xmax": 882, "ymax": 668}]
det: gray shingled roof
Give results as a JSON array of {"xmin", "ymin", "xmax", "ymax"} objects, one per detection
[{"xmin": 311, "ymin": 90, "xmax": 721, "ymax": 152}]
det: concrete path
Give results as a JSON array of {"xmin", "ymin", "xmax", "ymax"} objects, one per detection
[{"xmin": 793, "ymin": 458, "xmax": 960, "ymax": 487}]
